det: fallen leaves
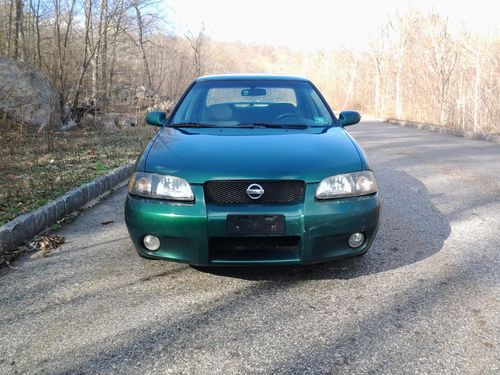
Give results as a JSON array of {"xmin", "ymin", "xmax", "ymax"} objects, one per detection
[
  {"xmin": 0, "ymin": 234, "xmax": 66, "ymax": 268},
  {"xmin": 27, "ymin": 234, "xmax": 65, "ymax": 257},
  {"xmin": 0, "ymin": 249, "xmax": 24, "ymax": 268},
  {"xmin": 0, "ymin": 126, "xmax": 153, "ymax": 226}
]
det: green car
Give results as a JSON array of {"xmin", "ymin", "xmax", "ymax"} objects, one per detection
[{"xmin": 125, "ymin": 74, "xmax": 380, "ymax": 265}]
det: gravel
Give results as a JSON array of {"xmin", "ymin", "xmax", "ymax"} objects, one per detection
[{"xmin": 0, "ymin": 120, "xmax": 498, "ymax": 374}]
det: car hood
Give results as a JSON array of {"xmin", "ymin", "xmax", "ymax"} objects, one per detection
[{"xmin": 144, "ymin": 127, "xmax": 362, "ymax": 183}]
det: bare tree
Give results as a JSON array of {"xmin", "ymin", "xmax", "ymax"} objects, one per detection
[
  {"xmin": 185, "ymin": 23, "xmax": 207, "ymax": 78},
  {"xmin": 29, "ymin": 0, "xmax": 43, "ymax": 68},
  {"xmin": 388, "ymin": 13, "xmax": 418, "ymax": 119},
  {"xmin": 370, "ymin": 26, "xmax": 389, "ymax": 116},
  {"xmin": 53, "ymin": 0, "xmax": 76, "ymax": 111},
  {"xmin": 1, "ymin": 5, "xmax": 498, "ymax": 136},
  {"xmin": 132, "ymin": 0, "xmax": 153, "ymax": 91},
  {"xmin": 71, "ymin": 0, "xmax": 119, "ymax": 113},
  {"xmin": 100, "ymin": 0, "xmax": 108, "ymax": 104},
  {"xmin": 107, "ymin": 0, "xmax": 125, "ymax": 99},
  {"xmin": 423, "ymin": 15, "xmax": 461, "ymax": 125},
  {"xmin": 72, "ymin": 0, "xmax": 93, "ymax": 113},
  {"xmin": 13, "ymin": 0, "xmax": 22, "ymax": 59},
  {"xmin": 343, "ymin": 51, "xmax": 358, "ymax": 108}
]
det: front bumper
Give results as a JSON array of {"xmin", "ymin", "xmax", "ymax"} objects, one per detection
[{"xmin": 125, "ymin": 184, "xmax": 380, "ymax": 266}]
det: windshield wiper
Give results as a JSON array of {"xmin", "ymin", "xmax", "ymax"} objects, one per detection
[
  {"xmin": 170, "ymin": 122, "xmax": 308, "ymax": 129},
  {"xmin": 170, "ymin": 122, "xmax": 219, "ymax": 128},
  {"xmin": 238, "ymin": 123, "xmax": 308, "ymax": 129}
]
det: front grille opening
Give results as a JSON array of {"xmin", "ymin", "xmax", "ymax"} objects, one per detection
[
  {"xmin": 204, "ymin": 180, "xmax": 305, "ymax": 204},
  {"xmin": 209, "ymin": 236, "xmax": 300, "ymax": 261}
]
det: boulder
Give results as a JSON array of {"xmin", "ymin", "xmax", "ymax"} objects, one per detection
[
  {"xmin": 103, "ymin": 117, "xmax": 117, "ymax": 131},
  {"xmin": 102, "ymin": 113, "xmax": 137, "ymax": 130},
  {"xmin": 61, "ymin": 119, "xmax": 77, "ymax": 131},
  {"xmin": 147, "ymin": 99, "xmax": 173, "ymax": 113},
  {"xmin": 112, "ymin": 84, "xmax": 134, "ymax": 103},
  {"xmin": 0, "ymin": 57, "xmax": 61, "ymax": 129},
  {"xmin": 118, "ymin": 114, "xmax": 137, "ymax": 128}
]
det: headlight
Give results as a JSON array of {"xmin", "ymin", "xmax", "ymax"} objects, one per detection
[
  {"xmin": 316, "ymin": 171, "xmax": 377, "ymax": 199},
  {"xmin": 128, "ymin": 172, "xmax": 194, "ymax": 201}
]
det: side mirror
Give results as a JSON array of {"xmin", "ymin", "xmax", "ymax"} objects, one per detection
[
  {"xmin": 146, "ymin": 111, "xmax": 167, "ymax": 127},
  {"xmin": 339, "ymin": 111, "xmax": 361, "ymax": 126}
]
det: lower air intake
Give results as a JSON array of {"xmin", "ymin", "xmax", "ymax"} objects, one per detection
[{"xmin": 209, "ymin": 236, "xmax": 300, "ymax": 261}]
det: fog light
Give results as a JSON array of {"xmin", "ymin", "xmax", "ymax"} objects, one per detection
[
  {"xmin": 143, "ymin": 235, "xmax": 160, "ymax": 251},
  {"xmin": 348, "ymin": 232, "xmax": 365, "ymax": 248}
]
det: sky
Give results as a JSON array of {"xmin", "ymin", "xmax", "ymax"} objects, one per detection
[{"xmin": 165, "ymin": 0, "xmax": 499, "ymax": 51}]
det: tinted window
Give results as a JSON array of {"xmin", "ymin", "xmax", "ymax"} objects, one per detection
[
  {"xmin": 171, "ymin": 80, "xmax": 334, "ymax": 127},
  {"xmin": 207, "ymin": 87, "xmax": 297, "ymax": 106}
]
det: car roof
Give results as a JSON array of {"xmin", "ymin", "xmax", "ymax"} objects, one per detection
[{"xmin": 196, "ymin": 74, "xmax": 309, "ymax": 82}]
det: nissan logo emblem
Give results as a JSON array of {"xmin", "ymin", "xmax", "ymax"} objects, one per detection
[{"xmin": 246, "ymin": 183, "xmax": 265, "ymax": 200}]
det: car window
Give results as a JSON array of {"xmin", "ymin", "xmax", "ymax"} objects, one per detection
[
  {"xmin": 207, "ymin": 88, "xmax": 297, "ymax": 106},
  {"xmin": 308, "ymin": 89, "xmax": 332, "ymax": 125},
  {"xmin": 171, "ymin": 79, "xmax": 334, "ymax": 127}
]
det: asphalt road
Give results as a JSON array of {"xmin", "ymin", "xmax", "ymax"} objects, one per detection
[{"xmin": 1, "ymin": 120, "xmax": 499, "ymax": 374}]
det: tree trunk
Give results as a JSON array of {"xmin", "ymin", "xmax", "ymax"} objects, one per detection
[
  {"xmin": 93, "ymin": 0, "xmax": 109, "ymax": 102},
  {"xmin": 374, "ymin": 62, "xmax": 381, "ymax": 116},
  {"xmin": 108, "ymin": 28, "xmax": 118, "ymax": 100},
  {"xmin": 134, "ymin": 2, "xmax": 153, "ymax": 91},
  {"xmin": 343, "ymin": 54, "xmax": 357, "ymax": 108},
  {"xmin": 72, "ymin": 0, "xmax": 93, "ymax": 113},
  {"xmin": 7, "ymin": 0, "xmax": 14, "ymax": 57},
  {"xmin": 395, "ymin": 60, "xmax": 403, "ymax": 118},
  {"xmin": 107, "ymin": 0, "xmax": 124, "ymax": 100},
  {"xmin": 14, "ymin": 0, "xmax": 23, "ymax": 60},
  {"xmin": 26, "ymin": 0, "xmax": 33, "ymax": 62},
  {"xmin": 92, "ymin": 1, "xmax": 100, "ymax": 101},
  {"xmin": 100, "ymin": 0, "xmax": 109, "ymax": 105},
  {"xmin": 439, "ymin": 83, "xmax": 447, "ymax": 125},
  {"xmin": 473, "ymin": 51, "xmax": 481, "ymax": 133},
  {"xmin": 459, "ymin": 70, "xmax": 466, "ymax": 130},
  {"xmin": 35, "ymin": 3, "xmax": 41, "ymax": 68},
  {"xmin": 108, "ymin": 25, "xmax": 120, "ymax": 100}
]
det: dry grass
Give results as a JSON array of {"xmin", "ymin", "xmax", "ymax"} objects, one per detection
[{"xmin": 0, "ymin": 121, "xmax": 156, "ymax": 225}]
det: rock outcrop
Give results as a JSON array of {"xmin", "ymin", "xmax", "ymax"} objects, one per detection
[{"xmin": 0, "ymin": 57, "xmax": 61, "ymax": 129}]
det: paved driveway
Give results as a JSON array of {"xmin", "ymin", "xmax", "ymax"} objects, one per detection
[{"xmin": 1, "ymin": 121, "xmax": 498, "ymax": 374}]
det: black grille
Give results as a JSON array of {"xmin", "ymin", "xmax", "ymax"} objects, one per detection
[
  {"xmin": 209, "ymin": 236, "xmax": 300, "ymax": 261},
  {"xmin": 204, "ymin": 180, "xmax": 305, "ymax": 204}
]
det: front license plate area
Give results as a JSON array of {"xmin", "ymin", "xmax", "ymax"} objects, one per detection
[{"xmin": 227, "ymin": 215, "xmax": 285, "ymax": 235}]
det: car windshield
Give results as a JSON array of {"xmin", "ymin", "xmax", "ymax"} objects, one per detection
[{"xmin": 170, "ymin": 79, "xmax": 334, "ymax": 127}]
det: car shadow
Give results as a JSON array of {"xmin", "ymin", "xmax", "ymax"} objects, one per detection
[{"xmin": 193, "ymin": 169, "xmax": 451, "ymax": 281}]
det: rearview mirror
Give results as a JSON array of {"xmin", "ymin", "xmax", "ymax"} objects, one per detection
[
  {"xmin": 241, "ymin": 88, "xmax": 267, "ymax": 97},
  {"xmin": 339, "ymin": 111, "xmax": 361, "ymax": 126},
  {"xmin": 146, "ymin": 111, "xmax": 167, "ymax": 127}
]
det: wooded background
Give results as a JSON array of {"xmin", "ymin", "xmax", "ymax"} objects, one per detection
[{"xmin": 0, "ymin": 0, "xmax": 499, "ymax": 134}]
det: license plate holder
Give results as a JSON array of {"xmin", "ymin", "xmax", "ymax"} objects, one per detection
[{"xmin": 227, "ymin": 214, "xmax": 285, "ymax": 235}]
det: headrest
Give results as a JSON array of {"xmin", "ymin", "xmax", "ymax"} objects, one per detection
[{"xmin": 206, "ymin": 104, "xmax": 233, "ymax": 121}]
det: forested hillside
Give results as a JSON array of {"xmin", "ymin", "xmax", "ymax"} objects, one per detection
[{"xmin": 0, "ymin": 0, "xmax": 499, "ymax": 134}]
